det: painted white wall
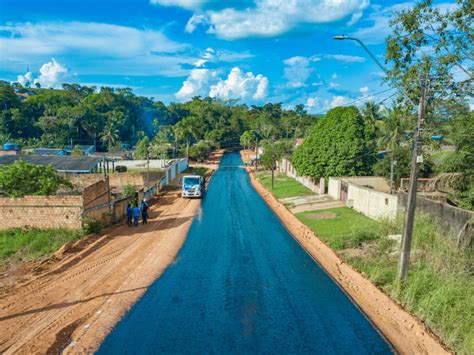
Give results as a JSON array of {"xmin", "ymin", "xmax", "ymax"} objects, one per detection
[
  {"xmin": 328, "ymin": 178, "xmax": 341, "ymax": 200},
  {"xmin": 115, "ymin": 159, "xmax": 168, "ymax": 169}
]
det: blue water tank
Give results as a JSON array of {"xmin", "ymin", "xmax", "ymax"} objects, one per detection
[
  {"xmin": 431, "ymin": 135, "xmax": 443, "ymax": 141},
  {"xmin": 3, "ymin": 143, "xmax": 20, "ymax": 151}
]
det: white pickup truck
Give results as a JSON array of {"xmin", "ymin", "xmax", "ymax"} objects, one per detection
[{"xmin": 181, "ymin": 175, "xmax": 205, "ymax": 198}]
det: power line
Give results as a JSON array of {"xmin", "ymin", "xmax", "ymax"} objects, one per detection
[{"xmin": 311, "ymin": 87, "xmax": 397, "ymax": 116}]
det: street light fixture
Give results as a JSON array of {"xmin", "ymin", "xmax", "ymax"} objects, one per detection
[{"xmin": 333, "ymin": 35, "xmax": 428, "ymax": 284}]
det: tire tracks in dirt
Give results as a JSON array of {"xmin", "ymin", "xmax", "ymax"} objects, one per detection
[{"xmin": 0, "ymin": 192, "xmax": 200, "ymax": 354}]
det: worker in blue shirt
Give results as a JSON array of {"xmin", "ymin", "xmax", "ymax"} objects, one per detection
[
  {"xmin": 126, "ymin": 203, "xmax": 133, "ymax": 227},
  {"xmin": 133, "ymin": 204, "xmax": 141, "ymax": 226},
  {"xmin": 141, "ymin": 199, "xmax": 149, "ymax": 225}
]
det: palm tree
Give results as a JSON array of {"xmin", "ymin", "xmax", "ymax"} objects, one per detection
[
  {"xmin": 100, "ymin": 122, "xmax": 119, "ymax": 152},
  {"xmin": 173, "ymin": 116, "xmax": 199, "ymax": 158},
  {"xmin": 377, "ymin": 107, "xmax": 413, "ymax": 151}
]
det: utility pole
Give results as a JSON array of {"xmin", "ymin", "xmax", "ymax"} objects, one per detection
[
  {"xmin": 397, "ymin": 74, "xmax": 429, "ymax": 283},
  {"xmin": 255, "ymin": 137, "xmax": 259, "ymax": 172},
  {"xmin": 146, "ymin": 154, "xmax": 150, "ymax": 188},
  {"xmin": 389, "ymin": 157, "xmax": 397, "ymax": 194}
]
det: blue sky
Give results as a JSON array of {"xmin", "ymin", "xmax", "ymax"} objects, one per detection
[{"xmin": 0, "ymin": 0, "xmax": 456, "ymax": 112}]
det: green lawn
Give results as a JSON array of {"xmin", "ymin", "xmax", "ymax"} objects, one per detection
[
  {"xmin": 254, "ymin": 171, "xmax": 314, "ymax": 199},
  {"xmin": 296, "ymin": 206, "xmax": 473, "ymax": 354},
  {"xmin": 296, "ymin": 207, "xmax": 380, "ymax": 249},
  {"xmin": 0, "ymin": 228, "xmax": 82, "ymax": 266}
]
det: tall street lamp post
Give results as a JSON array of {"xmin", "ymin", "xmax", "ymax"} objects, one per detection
[{"xmin": 333, "ymin": 35, "xmax": 428, "ymax": 284}]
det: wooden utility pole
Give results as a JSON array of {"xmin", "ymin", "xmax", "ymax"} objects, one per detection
[
  {"xmin": 389, "ymin": 157, "xmax": 396, "ymax": 194},
  {"xmin": 255, "ymin": 137, "xmax": 259, "ymax": 172},
  {"xmin": 397, "ymin": 75, "xmax": 429, "ymax": 283}
]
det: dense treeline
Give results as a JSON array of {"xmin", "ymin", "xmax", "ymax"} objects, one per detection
[{"xmin": 0, "ymin": 82, "xmax": 317, "ymax": 154}]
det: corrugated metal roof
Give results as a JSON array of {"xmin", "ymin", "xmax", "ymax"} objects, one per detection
[{"xmin": 0, "ymin": 155, "xmax": 102, "ymax": 173}]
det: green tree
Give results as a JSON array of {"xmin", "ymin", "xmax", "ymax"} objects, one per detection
[
  {"xmin": 240, "ymin": 130, "xmax": 257, "ymax": 150},
  {"xmin": 174, "ymin": 116, "xmax": 199, "ymax": 158},
  {"xmin": 385, "ymin": 0, "xmax": 472, "ymax": 106},
  {"xmin": 100, "ymin": 122, "xmax": 119, "ymax": 151},
  {"xmin": 374, "ymin": 147, "xmax": 433, "ymax": 183},
  {"xmin": 0, "ymin": 160, "xmax": 73, "ymax": 197},
  {"xmin": 133, "ymin": 136, "xmax": 150, "ymax": 159},
  {"xmin": 292, "ymin": 106, "xmax": 376, "ymax": 179},
  {"xmin": 189, "ymin": 140, "xmax": 212, "ymax": 162}
]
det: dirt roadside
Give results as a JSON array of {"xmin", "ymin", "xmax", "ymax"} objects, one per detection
[
  {"xmin": 0, "ymin": 152, "xmax": 223, "ymax": 354},
  {"xmin": 245, "ymin": 166, "xmax": 450, "ymax": 354}
]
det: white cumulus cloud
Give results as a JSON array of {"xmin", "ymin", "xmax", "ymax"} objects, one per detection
[
  {"xmin": 176, "ymin": 67, "xmax": 268, "ymax": 102},
  {"xmin": 329, "ymin": 95, "xmax": 351, "ymax": 108},
  {"xmin": 150, "ymin": 0, "xmax": 207, "ymax": 10},
  {"xmin": 17, "ymin": 71, "xmax": 33, "ymax": 87},
  {"xmin": 186, "ymin": 0, "xmax": 369, "ymax": 39},
  {"xmin": 210, "ymin": 67, "xmax": 268, "ymax": 100},
  {"xmin": 34, "ymin": 58, "xmax": 68, "ymax": 88},
  {"xmin": 175, "ymin": 69, "xmax": 216, "ymax": 100},
  {"xmin": 324, "ymin": 54, "xmax": 365, "ymax": 63}
]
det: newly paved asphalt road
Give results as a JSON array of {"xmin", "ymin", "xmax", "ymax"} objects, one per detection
[{"xmin": 98, "ymin": 152, "xmax": 391, "ymax": 354}]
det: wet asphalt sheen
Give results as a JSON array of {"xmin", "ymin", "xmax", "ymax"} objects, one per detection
[{"xmin": 98, "ymin": 152, "xmax": 392, "ymax": 354}]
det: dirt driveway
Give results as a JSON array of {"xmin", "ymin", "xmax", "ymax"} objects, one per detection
[{"xmin": 0, "ymin": 192, "xmax": 200, "ymax": 354}]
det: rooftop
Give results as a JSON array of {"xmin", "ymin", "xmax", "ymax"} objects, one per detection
[{"xmin": 0, "ymin": 155, "xmax": 102, "ymax": 173}]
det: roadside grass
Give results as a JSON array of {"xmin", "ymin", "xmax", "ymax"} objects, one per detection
[
  {"xmin": 297, "ymin": 207, "xmax": 473, "ymax": 354},
  {"xmin": 0, "ymin": 228, "xmax": 82, "ymax": 266},
  {"xmin": 255, "ymin": 171, "xmax": 314, "ymax": 199},
  {"xmin": 296, "ymin": 207, "xmax": 380, "ymax": 249}
]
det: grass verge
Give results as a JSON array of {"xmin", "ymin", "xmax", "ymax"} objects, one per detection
[
  {"xmin": 297, "ymin": 207, "xmax": 473, "ymax": 354},
  {"xmin": 0, "ymin": 228, "xmax": 83, "ymax": 267},
  {"xmin": 255, "ymin": 171, "xmax": 314, "ymax": 199}
]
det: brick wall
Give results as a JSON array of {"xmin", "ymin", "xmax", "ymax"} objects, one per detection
[
  {"xmin": 0, "ymin": 195, "xmax": 83, "ymax": 229},
  {"xmin": 63, "ymin": 172, "xmax": 164, "ymax": 190}
]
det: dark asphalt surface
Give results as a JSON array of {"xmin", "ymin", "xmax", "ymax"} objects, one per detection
[{"xmin": 98, "ymin": 152, "xmax": 391, "ymax": 354}]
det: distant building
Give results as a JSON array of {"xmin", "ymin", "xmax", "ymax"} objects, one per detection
[
  {"xmin": 23, "ymin": 148, "xmax": 69, "ymax": 156},
  {"xmin": 0, "ymin": 143, "xmax": 21, "ymax": 156},
  {"xmin": 64, "ymin": 145, "xmax": 96, "ymax": 156},
  {"xmin": 14, "ymin": 91, "xmax": 35, "ymax": 101},
  {"xmin": 295, "ymin": 138, "xmax": 304, "ymax": 147},
  {"xmin": 0, "ymin": 155, "xmax": 103, "ymax": 174}
]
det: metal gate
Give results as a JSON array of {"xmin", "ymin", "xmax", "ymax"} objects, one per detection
[{"xmin": 340, "ymin": 182, "xmax": 348, "ymax": 203}]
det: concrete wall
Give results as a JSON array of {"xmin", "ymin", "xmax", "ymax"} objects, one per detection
[
  {"xmin": 328, "ymin": 177, "xmax": 397, "ymax": 220},
  {"xmin": 398, "ymin": 192, "xmax": 473, "ymax": 248},
  {"xmin": 328, "ymin": 178, "xmax": 341, "ymax": 200},
  {"xmin": 64, "ymin": 171, "xmax": 164, "ymax": 190},
  {"xmin": 114, "ymin": 159, "xmax": 167, "ymax": 169},
  {"xmin": 347, "ymin": 184, "xmax": 398, "ymax": 220},
  {"xmin": 0, "ymin": 195, "xmax": 83, "ymax": 229},
  {"xmin": 277, "ymin": 158, "xmax": 325, "ymax": 194}
]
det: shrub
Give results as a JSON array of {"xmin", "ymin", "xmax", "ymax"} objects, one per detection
[
  {"xmin": 115, "ymin": 165, "xmax": 127, "ymax": 173},
  {"xmin": 0, "ymin": 160, "xmax": 73, "ymax": 197},
  {"xmin": 82, "ymin": 218, "xmax": 104, "ymax": 235}
]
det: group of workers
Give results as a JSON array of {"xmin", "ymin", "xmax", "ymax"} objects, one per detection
[{"xmin": 126, "ymin": 199, "xmax": 149, "ymax": 227}]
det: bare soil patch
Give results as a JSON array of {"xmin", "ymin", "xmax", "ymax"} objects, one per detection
[{"xmin": 305, "ymin": 212, "xmax": 337, "ymax": 220}]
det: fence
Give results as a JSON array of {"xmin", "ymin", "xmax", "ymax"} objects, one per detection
[{"xmin": 277, "ymin": 158, "xmax": 325, "ymax": 194}]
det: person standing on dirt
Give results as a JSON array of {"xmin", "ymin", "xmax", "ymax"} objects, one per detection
[
  {"xmin": 126, "ymin": 203, "xmax": 133, "ymax": 227},
  {"xmin": 141, "ymin": 199, "xmax": 149, "ymax": 225},
  {"xmin": 133, "ymin": 204, "xmax": 140, "ymax": 226}
]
